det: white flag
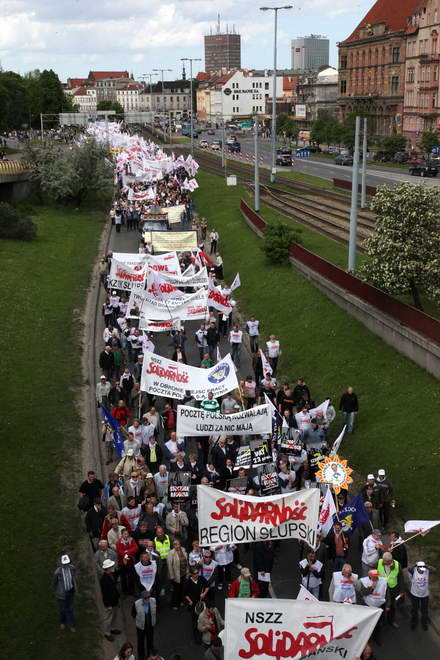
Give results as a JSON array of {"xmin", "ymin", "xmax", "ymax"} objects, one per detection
[
  {"xmin": 216, "ymin": 345, "xmax": 222, "ymax": 363},
  {"xmin": 259, "ymin": 348, "xmax": 272, "ymax": 376},
  {"xmin": 309, "ymin": 398, "xmax": 330, "ymax": 418},
  {"xmin": 404, "ymin": 520, "xmax": 440, "ymax": 536},
  {"xmin": 296, "ymin": 584, "xmax": 318, "ymax": 602},
  {"xmin": 230, "ymin": 272, "xmax": 241, "ymax": 292},
  {"xmin": 329, "ymin": 426, "xmax": 346, "ymax": 458},
  {"xmin": 319, "ymin": 486, "xmax": 337, "ymax": 537}
]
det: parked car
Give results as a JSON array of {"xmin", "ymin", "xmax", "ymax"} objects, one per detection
[
  {"xmin": 199, "ymin": 139, "xmax": 209, "ymax": 148},
  {"xmin": 211, "ymin": 140, "xmax": 222, "ymax": 151},
  {"xmin": 277, "ymin": 146, "xmax": 292, "ymax": 155},
  {"xmin": 325, "ymin": 146, "xmax": 343, "ymax": 155},
  {"xmin": 409, "ymin": 163, "xmax": 438, "ymax": 177},
  {"xmin": 226, "ymin": 136, "xmax": 235, "ymax": 145},
  {"xmin": 308, "ymin": 145, "xmax": 322, "ymax": 153},
  {"xmin": 228, "ymin": 141, "xmax": 241, "ymax": 153},
  {"xmin": 276, "ymin": 153, "xmax": 292, "ymax": 166},
  {"xmin": 335, "ymin": 154, "xmax": 354, "ymax": 166}
]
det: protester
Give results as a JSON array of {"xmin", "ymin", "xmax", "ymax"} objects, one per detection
[
  {"xmin": 132, "ymin": 590, "xmax": 157, "ymax": 659},
  {"xmin": 53, "ymin": 555, "xmax": 77, "ymax": 632},
  {"xmin": 409, "ymin": 561, "xmax": 433, "ymax": 631}
]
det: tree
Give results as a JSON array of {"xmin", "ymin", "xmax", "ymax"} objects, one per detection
[
  {"xmin": 418, "ymin": 131, "xmax": 440, "ymax": 155},
  {"xmin": 26, "ymin": 137, "xmax": 114, "ymax": 205},
  {"xmin": 0, "ymin": 71, "xmax": 28, "ymax": 131},
  {"xmin": 359, "ymin": 182, "xmax": 440, "ymax": 309},
  {"xmin": 97, "ymin": 100, "xmax": 124, "ymax": 115},
  {"xmin": 380, "ymin": 133, "xmax": 407, "ymax": 155},
  {"xmin": 261, "ymin": 222, "xmax": 302, "ymax": 265},
  {"xmin": 0, "ymin": 202, "xmax": 37, "ymax": 240}
]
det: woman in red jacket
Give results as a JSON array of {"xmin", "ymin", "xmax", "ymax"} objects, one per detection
[
  {"xmin": 228, "ymin": 567, "xmax": 260, "ymax": 598},
  {"xmin": 112, "ymin": 400, "xmax": 131, "ymax": 426},
  {"xmin": 116, "ymin": 528, "xmax": 138, "ymax": 594}
]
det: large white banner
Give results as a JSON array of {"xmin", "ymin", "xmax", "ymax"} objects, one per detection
[
  {"xmin": 141, "ymin": 350, "xmax": 239, "ymax": 401},
  {"xmin": 176, "ymin": 404, "xmax": 272, "ymax": 437},
  {"xmin": 157, "ymin": 266, "xmax": 208, "ymax": 289},
  {"xmin": 151, "ymin": 230, "xmax": 198, "ymax": 252},
  {"xmin": 208, "ymin": 285, "xmax": 233, "ymax": 315},
  {"xmin": 112, "ymin": 253, "xmax": 149, "ymax": 268},
  {"xmin": 108, "ymin": 259, "xmax": 147, "ymax": 292},
  {"xmin": 224, "ymin": 599, "xmax": 381, "ymax": 660},
  {"xmin": 139, "ymin": 288, "xmax": 208, "ymax": 321},
  {"xmin": 197, "ymin": 485, "xmax": 320, "ymax": 547},
  {"xmin": 148, "ymin": 252, "xmax": 181, "ymax": 275},
  {"xmin": 139, "ymin": 318, "xmax": 182, "ymax": 333}
]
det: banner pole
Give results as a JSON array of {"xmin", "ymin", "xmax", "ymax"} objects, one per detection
[{"xmin": 390, "ymin": 529, "xmax": 429, "ymax": 549}]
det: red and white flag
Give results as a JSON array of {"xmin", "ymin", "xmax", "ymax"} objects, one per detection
[
  {"xmin": 329, "ymin": 426, "xmax": 346, "ymax": 458},
  {"xmin": 259, "ymin": 348, "xmax": 272, "ymax": 376},
  {"xmin": 230, "ymin": 272, "xmax": 241, "ymax": 292},
  {"xmin": 147, "ymin": 268, "xmax": 185, "ymax": 299},
  {"xmin": 207, "ymin": 280, "xmax": 232, "ymax": 315},
  {"xmin": 319, "ymin": 486, "xmax": 337, "ymax": 537}
]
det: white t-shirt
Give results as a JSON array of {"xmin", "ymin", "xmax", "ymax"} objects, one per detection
[
  {"xmin": 123, "ymin": 439, "xmax": 141, "ymax": 457},
  {"xmin": 154, "ymin": 471, "xmax": 169, "ymax": 497},
  {"xmin": 295, "ymin": 411, "xmax": 312, "ymax": 432},
  {"xmin": 266, "ymin": 340, "xmax": 280, "ymax": 358},
  {"xmin": 121, "ymin": 505, "xmax": 142, "ymax": 531},
  {"xmin": 128, "ymin": 425, "xmax": 143, "ymax": 445},
  {"xmin": 246, "ymin": 320, "xmax": 260, "ymax": 336},
  {"xmin": 230, "ymin": 330, "xmax": 243, "ymax": 344},
  {"xmin": 134, "ymin": 560, "xmax": 157, "ymax": 591}
]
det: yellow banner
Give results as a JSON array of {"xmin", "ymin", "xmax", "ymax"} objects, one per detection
[{"xmin": 151, "ymin": 231, "xmax": 197, "ymax": 252}]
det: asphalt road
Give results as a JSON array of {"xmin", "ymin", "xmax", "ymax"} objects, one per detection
[
  {"xmin": 100, "ymin": 221, "xmax": 440, "ymax": 660},
  {"xmin": 196, "ymin": 129, "xmax": 440, "ymax": 190}
]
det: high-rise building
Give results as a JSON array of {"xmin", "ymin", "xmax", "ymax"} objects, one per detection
[
  {"xmin": 291, "ymin": 35, "xmax": 329, "ymax": 71},
  {"xmin": 204, "ymin": 16, "xmax": 241, "ymax": 73}
]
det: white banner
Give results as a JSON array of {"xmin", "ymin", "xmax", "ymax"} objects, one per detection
[
  {"xmin": 151, "ymin": 230, "xmax": 198, "ymax": 252},
  {"xmin": 197, "ymin": 485, "xmax": 320, "ymax": 547},
  {"xmin": 208, "ymin": 286, "xmax": 232, "ymax": 315},
  {"xmin": 167, "ymin": 204, "xmax": 186, "ymax": 224},
  {"xmin": 141, "ymin": 350, "xmax": 239, "ymax": 400},
  {"xmin": 139, "ymin": 318, "xmax": 182, "ymax": 332},
  {"xmin": 230, "ymin": 272, "xmax": 241, "ymax": 292},
  {"xmin": 309, "ymin": 399, "xmax": 330, "ymax": 418},
  {"xmin": 224, "ymin": 599, "xmax": 381, "ymax": 660},
  {"xmin": 139, "ymin": 288, "xmax": 208, "ymax": 321},
  {"xmin": 108, "ymin": 259, "xmax": 147, "ymax": 292},
  {"xmin": 147, "ymin": 268, "xmax": 186, "ymax": 299},
  {"xmin": 329, "ymin": 426, "xmax": 346, "ymax": 458},
  {"xmin": 157, "ymin": 266, "xmax": 208, "ymax": 289},
  {"xmin": 112, "ymin": 253, "xmax": 149, "ymax": 268},
  {"xmin": 176, "ymin": 404, "xmax": 272, "ymax": 437},
  {"xmin": 404, "ymin": 520, "xmax": 440, "ymax": 535},
  {"xmin": 296, "ymin": 585, "xmax": 318, "ymax": 602},
  {"xmin": 148, "ymin": 252, "xmax": 181, "ymax": 275},
  {"xmin": 260, "ymin": 349, "xmax": 272, "ymax": 376}
]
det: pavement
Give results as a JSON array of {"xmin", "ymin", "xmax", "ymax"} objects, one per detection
[
  {"xmin": 96, "ymin": 216, "xmax": 440, "ymax": 659},
  {"xmin": 194, "ymin": 129, "xmax": 440, "ymax": 190}
]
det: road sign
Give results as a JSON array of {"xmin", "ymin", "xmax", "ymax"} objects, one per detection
[{"xmin": 296, "ymin": 149, "xmax": 310, "ymax": 158}]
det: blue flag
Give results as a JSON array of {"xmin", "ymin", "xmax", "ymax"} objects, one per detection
[
  {"xmin": 335, "ymin": 493, "xmax": 370, "ymax": 535},
  {"xmin": 101, "ymin": 405, "xmax": 124, "ymax": 458}
]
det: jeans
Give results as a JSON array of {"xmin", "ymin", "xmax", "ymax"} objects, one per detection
[
  {"xmin": 342, "ymin": 411, "xmax": 356, "ymax": 433},
  {"xmin": 103, "ymin": 604, "xmax": 120, "ymax": 635},
  {"xmin": 411, "ymin": 595, "xmax": 429, "ymax": 627},
  {"xmin": 249, "ymin": 336, "xmax": 259, "ymax": 353},
  {"xmin": 58, "ymin": 592, "xmax": 75, "ymax": 628},
  {"xmin": 231, "ymin": 343, "xmax": 241, "ymax": 368},
  {"xmin": 137, "ymin": 625, "xmax": 155, "ymax": 660}
]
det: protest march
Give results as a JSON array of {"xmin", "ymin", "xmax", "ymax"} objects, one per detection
[{"xmin": 57, "ymin": 123, "xmax": 439, "ymax": 660}]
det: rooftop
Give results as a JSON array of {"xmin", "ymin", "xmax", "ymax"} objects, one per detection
[{"xmin": 343, "ymin": 0, "xmax": 421, "ymax": 43}]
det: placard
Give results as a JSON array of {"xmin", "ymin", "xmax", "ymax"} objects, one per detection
[
  {"xmin": 152, "ymin": 231, "xmax": 197, "ymax": 252},
  {"xmin": 176, "ymin": 404, "xmax": 272, "ymax": 437}
]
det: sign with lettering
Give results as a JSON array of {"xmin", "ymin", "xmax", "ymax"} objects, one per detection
[
  {"xmin": 197, "ymin": 485, "xmax": 319, "ymax": 547},
  {"xmin": 108, "ymin": 259, "xmax": 147, "ymax": 292},
  {"xmin": 176, "ymin": 404, "xmax": 272, "ymax": 437},
  {"xmin": 224, "ymin": 599, "xmax": 381, "ymax": 659}
]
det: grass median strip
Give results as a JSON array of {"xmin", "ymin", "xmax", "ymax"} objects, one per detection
[
  {"xmin": 194, "ymin": 169, "xmax": 440, "ymax": 551},
  {"xmin": 0, "ymin": 203, "xmax": 104, "ymax": 658}
]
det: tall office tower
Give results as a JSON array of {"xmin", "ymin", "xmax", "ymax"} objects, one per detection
[
  {"xmin": 204, "ymin": 15, "xmax": 241, "ymax": 73},
  {"xmin": 291, "ymin": 35, "xmax": 330, "ymax": 71}
]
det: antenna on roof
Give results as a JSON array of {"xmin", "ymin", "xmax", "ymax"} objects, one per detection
[{"xmin": 217, "ymin": 13, "xmax": 220, "ymax": 34}]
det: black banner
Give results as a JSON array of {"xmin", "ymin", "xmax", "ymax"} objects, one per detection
[
  {"xmin": 250, "ymin": 438, "xmax": 272, "ymax": 467},
  {"xmin": 258, "ymin": 463, "xmax": 281, "ymax": 496}
]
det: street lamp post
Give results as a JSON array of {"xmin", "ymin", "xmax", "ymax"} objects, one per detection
[
  {"xmin": 260, "ymin": 5, "xmax": 293, "ymax": 183},
  {"xmin": 181, "ymin": 57, "xmax": 202, "ymax": 157},
  {"xmin": 153, "ymin": 68, "xmax": 172, "ymax": 117},
  {"xmin": 140, "ymin": 73, "xmax": 158, "ymax": 113}
]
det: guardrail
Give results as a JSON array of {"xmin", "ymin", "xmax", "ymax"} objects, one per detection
[
  {"xmin": 0, "ymin": 160, "xmax": 29, "ymax": 175},
  {"xmin": 240, "ymin": 198, "xmax": 440, "ymax": 346},
  {"xmin": 333, "ymin": 178, "xmax": 377, "ymax": 196}
]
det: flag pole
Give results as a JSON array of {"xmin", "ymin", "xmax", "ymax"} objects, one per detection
[{"xmin": 391, "ymin": 529, "xmax": 430, "ymax": 549}]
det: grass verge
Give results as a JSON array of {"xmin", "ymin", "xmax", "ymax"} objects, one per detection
[
  {"xmin": 0, "ymin": 202, "xmax": 105, "ymax": 658},
  {"xmin": 193, "ymin": 169, "xmax": 440, "ymax": 557}
]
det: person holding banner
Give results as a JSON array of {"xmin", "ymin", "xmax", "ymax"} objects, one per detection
[{"xmin": 299, "ymin": 551, "xmax": 324, "ymax": 600}]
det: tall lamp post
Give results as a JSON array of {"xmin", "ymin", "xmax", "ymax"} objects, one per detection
[
  {"xmin": 153, "ymin": 68, "xmax": 172, "ymax": 116},
  {"xmin": 260, "ymin": 5, "xmax": 293, "ymax": 183},
  {"xmin": 181, "ymin": 57, "xmax": 202, "ymax": 157},
  {"xmin": 140, "ymin": 73, "xmax": 158, "ymax": 113}
]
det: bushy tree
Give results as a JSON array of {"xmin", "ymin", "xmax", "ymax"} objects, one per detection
[
  {"xmin": 0, "ymin": 71, "xmax": 28, "ymax": 131},
  {"xmin": 0, "ymin": 202, "xmax": 37, "ymax": 240},
  {"xmin": 26, "ymin": 137, "xmax": 114, "ymax": 205},
  {"xmin": 97, "ymin": 100, "xmax": 124, "ymax": 115},
  {"xmin": 261, "ymin": 222, "xmax": 302, "ymax": 265},
  {"xmin": 380, "ymin": 133, "xmax": 407, "ymax": 154},
  {"xmin": 359, "ymin": 182, "xmax": 440, "ymax": 309},
  {"xmin": 418, "ymin": 131, "xmax": 440, "ymax": 155}
]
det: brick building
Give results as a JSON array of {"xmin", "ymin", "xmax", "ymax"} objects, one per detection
[
  {"xmin": 403, "ymin": 0, "xmax": 440, "ymax": 146},
  {"xmin": 338, "ymin": 0, "xmax": 420, "ymax": 136}
]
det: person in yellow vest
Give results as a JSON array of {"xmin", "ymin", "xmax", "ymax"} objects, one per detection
[
  {"xmin": 154, "ymin": 526, "xmax": 171, "ymax": 597},
  {"xmin": 357, "ymin": 569, "xmax": 388, "ymax": 644},
  {"xmin": 377, "ymin": 551, "xmax": 404, "ymax": 629}
]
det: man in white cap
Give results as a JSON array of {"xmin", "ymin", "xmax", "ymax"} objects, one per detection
[
  {"xmin": 409, "ymin": 561, "xmax": 433, "ymax": 630},
  {"xmin": 357, "ymin": 568, "xmax": 388, "ymax": 644},
  {"xmin": 100, "ymin": 558, "xmax": 122, "ymax": 642},
  {"xmin": 96, "ymin": 375, "xmax": 111, "ymax": 419},
  {"xmin": 53, "ymin": 554, "xmax": 77, "ymax": 632},
  {"xmin": 376, "ymin": 469, "xmax": 394, "ymax": 526},
  {"xmin": 115, "ymin": 448, "xmax": 137, "ymax": 479},
  {"xmin": 329, "ymin": 563, "xmax": 358, "ymax": 604},
  {"xmin": 361, "ymin": 529, "xmax": 384, "ymax": 576}
]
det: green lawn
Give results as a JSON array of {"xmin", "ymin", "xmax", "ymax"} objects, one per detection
[
  {"xmin": 0, "ymin": 203, "xmax": 105, "ymax": 658},
  {"xmin": 193, "ymin": 169, "xmax": 440, "ymax": 554}
]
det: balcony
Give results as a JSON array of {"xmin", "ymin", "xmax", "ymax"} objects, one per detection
[{"xmin": 418, "ymin": 80, "xmax": 439, "ymax": 90}]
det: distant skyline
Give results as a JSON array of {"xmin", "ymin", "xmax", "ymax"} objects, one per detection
[{"xmin": 1, "ymin": 0, "xmax": 373, "ymax": 81}]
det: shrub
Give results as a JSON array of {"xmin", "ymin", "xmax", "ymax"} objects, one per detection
[
  {"xmin": 261, "ymin": 221, "xmax": 301, "ymax": 265},
  {"xmin": 0, "ymin": 202, "xmax": 37, "ymax": 240}
]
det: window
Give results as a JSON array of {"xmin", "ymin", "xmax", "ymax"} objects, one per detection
[
  {"xmin": 265, "ymin": 82, "xmax": 269, "ymax": 89},
  {"xmin": 433, "ymin": 94, "xmax": 436, "ymax": 107},
  {"xmin": 433, "ymin": 38, "xmax": 438, "ymax": 54},
  {"xmin": 340, "ymin": 80, "xmax": 347, "ymax": 94},
  {"xmin": 340, "ymin": 55, "xmax": 347, "ymax": 69},
  {"xmin": 407, "ymin": 67, "xmax": 415, "ymax": 82},
  {"xmin": 392, "ymin": 46, "xmax": 400, "ymax": 63},
  {"xmin": 391, "ymin": 76, "xmax": 399, "ymax": 93},
  {"xmin": 434, "ymin": 67, "xmax": 438, "ymax": 81}
]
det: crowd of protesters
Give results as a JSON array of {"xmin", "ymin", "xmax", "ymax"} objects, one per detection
[{"xmin": 53, "ymin": 138, "xmax": 433, "ymax": 660}]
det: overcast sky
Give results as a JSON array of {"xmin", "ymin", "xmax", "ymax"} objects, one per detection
[{"xmin": 1, "ymin": 0, "xmax": 372, "ymax": 81}]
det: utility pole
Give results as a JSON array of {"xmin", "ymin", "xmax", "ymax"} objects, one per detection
[
  {"xmin": 221, "ymin": 116, "xmax": 226, "ymax": 170},
  {"xmin": 360, "ymin": 118, "xmax": 368, "ymax": 209},
  {"xmin": 181, "ymin": 57, "xmax": 201, "ymax": 157},
  {"xmin": 260, "ymin": 5, "xmax": 293, "ymax": 183},
  {"xmin": 348, "ymin": 115, "xmax": 361, "ymax": 272},
  {"xmin": 153, "ymin": 68, "xmax": 172, "ymax": 117},
  {"xmin": 40, "ymin": 113, "xmax": 44, "ymax": 141},
  {"xmin": 254, "ymin": 115, "xmax": 260, "ymax": 211}
]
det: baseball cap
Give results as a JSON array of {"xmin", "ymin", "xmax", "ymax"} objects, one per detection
[
  {"xmin": 369, "ymin": 569, "xmax": 379, "ymax": 578},
  {"xmin": 100, "ymin": 375, "xmax": 106, "ymax": 379},
  {"xmin": 241, "ymin": 567, "xmax": 251, "ymax": 578},
  {"xmin": 102, "ymin": 559, "xmax": 115, "ymax": 570},
  {"xmin": 378, "ymin": 469, "xmax": 386, "ymax": 476},
  {"xmin": 127, "ymin": 449, "xmax": 135, "ymax": 456},
  {"xmin": 61, "ymin": 554, "xmax": 70, "ymax": 565},
  {"xmin": 112, "ymin": 290, "xmax": 117, "ymax": 295},
  {"xmin": 367, "ymin": 474, "xmax": 375, "ymax": 480},
  {"xmin": 416, "ymin": 561, "xmax": 426, "ymax": 571}
]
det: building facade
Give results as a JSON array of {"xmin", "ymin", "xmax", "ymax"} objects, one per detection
[
  {"xmin": 296, "ymin": 67, "xmax": 339, "ymax": 127},
  {"xmin": 70, "ymin": 87, "xmax": 97, "ymax": 113},
  {"xmin": 204, "ymin": 32, "xmax": 241, "ymax": 73},
  {"xmin": 338, "ymin": 0, "xmax": 420, "ymax": 136},
  {"xmin": 141, "ymin": 80, "xmax": 191, "ymax": 117},
  {"xmin": 116, "ymin": 84, "xmax": 144, "ymax": 112},
  {"xmin": 291, "ymin": 35, "xmax": 329, "ymax": 71},
  {"xmin": 403, "ymin": 0, "xmax": 440, "ymax": 146}
]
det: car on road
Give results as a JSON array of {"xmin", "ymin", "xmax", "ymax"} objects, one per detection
[
  {"xmin": 277, "ymin": 146, "xmax": 292, "ymax": 155},
  {"xmin": 409, "ymin": 163, "xmax": 438, "ymax": 177},
  {"xmin": 207, "ymin": 129, "xmax": 215, "ymax": 135},
  {"xmin": 276, "ymin": 153, "xmax": 292, "ymax": 166},
  {"xmin": 211, "ymin": 140, "xmax": 222, "ymax": 151},
  {"xmin": 199, "ymin": 139, "xmax": 209, "ymax": 148},
  {"xmin": 226, "ymin": 136, "xmax": 236, "ymax": 145},
  {"xmin": 228, "ymin": 141, "xmax": 241, "ymax": 153},
  {"xmin": 335, "ymin": 154, "xmax": 354, "ymax": 166}
]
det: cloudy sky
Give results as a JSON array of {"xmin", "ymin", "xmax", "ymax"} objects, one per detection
[{"xmin": 1, "ymin": 0, "xmax": 372, "ymax": 81}]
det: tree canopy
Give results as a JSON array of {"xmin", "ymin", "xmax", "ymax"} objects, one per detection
[
  {"xmin": 417, "ymin": 131, "xmax": 440, "ymax": 155},
  {"xmin": 97, "ymin": 100, "xmax": 124, "ymax": 115},
  {"xmin": 261, "ymin": 221, "xmax": 302, "ymax": 265},
  {"xmin": 359, "ymin": 182, "xmax": 440, "ymax": 309}
]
